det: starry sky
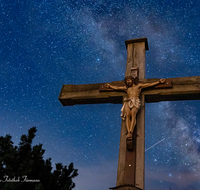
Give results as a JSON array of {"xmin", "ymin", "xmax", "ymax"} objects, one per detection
[{"xmin": 1, "ymin": 0, "xmax": 200, "ymax": 190}]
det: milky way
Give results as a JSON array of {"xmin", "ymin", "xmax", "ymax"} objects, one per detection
[{"xmin": 1, "ymin": 1, "xmax": 200, "ymax": 190}]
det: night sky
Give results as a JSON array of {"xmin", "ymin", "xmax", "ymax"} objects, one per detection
[{"xmin": 1, "ymin": 0, "xmax": 200, "ymax": 190}]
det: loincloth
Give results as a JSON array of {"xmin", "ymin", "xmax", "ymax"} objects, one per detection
[{"xmin": 120, "ymin": 98, "xmax": 141, "ymax": 120}]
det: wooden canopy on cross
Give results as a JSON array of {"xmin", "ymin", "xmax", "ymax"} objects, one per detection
[{"xmin": 59, "ymin": 38, "xmax": 200, "ymax": 190}]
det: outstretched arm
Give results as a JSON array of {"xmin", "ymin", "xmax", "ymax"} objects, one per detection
[
  {"xmin": 141, "ymin": 79, "xmax": 165, "ymax": 89},
  {"xmin": 105, "ymin": 83, "xmax": 127, "ymax": 91}
]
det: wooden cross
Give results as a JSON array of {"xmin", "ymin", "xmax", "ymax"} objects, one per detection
[{"xmin": 58, "ymin": 38, "xmax": 200, "ymax": 190}]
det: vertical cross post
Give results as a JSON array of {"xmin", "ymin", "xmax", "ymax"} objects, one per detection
[{"xmin": 113, "ymin": 38, "xmax": 148, "ymax": 190}]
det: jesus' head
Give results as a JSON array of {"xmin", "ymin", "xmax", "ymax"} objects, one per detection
[{"xmin": 124, "ymin": 76, "xmax": 139, "ymax": 87}]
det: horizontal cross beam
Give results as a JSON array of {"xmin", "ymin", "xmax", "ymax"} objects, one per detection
[{"xmin": 58, "ymin": 76, "xmax": 200, "ymax": 106}]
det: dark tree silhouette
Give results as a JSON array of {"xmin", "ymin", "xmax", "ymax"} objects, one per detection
[{"xmin": 0, "ymin": 127, "xmax": 78, "ymax": 190}]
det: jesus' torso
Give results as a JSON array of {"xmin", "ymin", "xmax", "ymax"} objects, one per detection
[{"xmin": 125, "ymin": 84, "xmax": 142, "ymax": 99}]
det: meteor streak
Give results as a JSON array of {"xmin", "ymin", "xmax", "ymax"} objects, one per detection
[{"xmin": 145, "ymin": 138, "xmax": 165, "ymax": 152}]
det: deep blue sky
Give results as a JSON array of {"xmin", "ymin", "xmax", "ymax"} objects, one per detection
[{"xmin": 1, "ymin": 0, "xmax": 200, "ymax": 190}]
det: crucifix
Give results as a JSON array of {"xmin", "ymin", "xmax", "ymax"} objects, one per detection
[
  {"xmin": 104, "ymin": 72, "xmax": 165, "ymax": 148},
  {"xmin": 59, "ymin": 38, "xmax": 200, "ymax": 190}
]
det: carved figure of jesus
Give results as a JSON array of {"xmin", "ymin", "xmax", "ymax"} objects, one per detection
[{"xmin": 105, "ymin": 77, "xmax": 165, "ymax": 138}]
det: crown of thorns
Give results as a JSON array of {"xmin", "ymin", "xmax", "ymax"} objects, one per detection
[{"xmin": 124, "ymin": 76, "xmax": 134, "ymax": 82}]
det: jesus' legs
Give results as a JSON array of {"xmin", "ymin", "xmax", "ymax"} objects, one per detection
[
  {"xmin": 126, "ymin": 110, "xmax": 132, "ymax": 134},
  {"xmin": 124, "ymin": 103, "xmax": 132, "ymax": 135},
  {"xmin": 130, "ymin": 107, "xmax": 138, "ymax": 134},
  {"xmin": 126, "ymin": 115, "xmax": 131, "ymax": 134}
]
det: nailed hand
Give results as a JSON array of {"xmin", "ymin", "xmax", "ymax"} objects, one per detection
[
  {"xmin": 159, "ymin": 79, "xmax": 165, "ymax": 83},
  {"xmin": 104, "ymin": 83, "xmax": 110, "ymax": 88}
]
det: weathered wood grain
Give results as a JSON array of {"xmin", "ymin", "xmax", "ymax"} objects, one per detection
[{"xmin": 58, "ymin": 76, "xmax": 200, "ymax": 106}]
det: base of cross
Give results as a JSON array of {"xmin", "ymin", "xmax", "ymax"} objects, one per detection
[{"xmin": 109, "ymin": 184, "xmax": 142, "ymax": 190}]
